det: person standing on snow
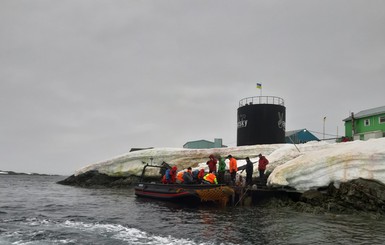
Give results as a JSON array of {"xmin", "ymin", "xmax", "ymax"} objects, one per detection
[
  {"xmin": 217, "ymin": 156, "xmax": 226, "ymax": 184},
  {"xmin": 228, "ymin": 155, "xmax": 238, "ymax": 185},
  {"xmin": 206, "ymin": 154, "xmax": 217, "ymax": 174},
  {"xmin": 258, "ymin": 154, "xmax": 269, "ymax": 180},
  {"xmin": 245, "ymin": 157, "xmax": 254, "ymax": 186}
]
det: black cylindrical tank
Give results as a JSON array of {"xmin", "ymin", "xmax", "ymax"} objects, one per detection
[{"xmin": 237, "ymin": 96, "xmax": 286, "ymax": 146}]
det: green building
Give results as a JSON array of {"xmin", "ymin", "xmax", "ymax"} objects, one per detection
[
  {"xmin": 343, "ymin": 106, "xmax": 385, "ymax": 140},
  {"xmin": 183, "ymin": 138, "xmax": 227, "ymax": 149}
]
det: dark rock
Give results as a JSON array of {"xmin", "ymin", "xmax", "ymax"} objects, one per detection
[
  {"xmin": 292, "ymin": 201, "xmax": 324, "ymax": 214},
  {"xmin": 296, "ymin": 178, "xmax": 385, "ymax": 215},
  {"xmin": 57, "ymin": 170, "xmax": 139, "ymax": 188},
  {"xmin": 334, "ymin": 178, "xmax": 385, "ymax": 212},
  {"xmin": 57, "ymin": 170, "xmax": 160, "ymax": 188},
  {"xmin": 300, "ymin": 190, "xmax": 326, "ymax": 206}
]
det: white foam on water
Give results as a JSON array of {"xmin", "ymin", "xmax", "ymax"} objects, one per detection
[
  {"xmin": 25, "ymin": 217, "xmax": 50, "ymax": 226},
  {"xmin": 2, "ymin": 218, "xmax": 204, "ymax": 245},
  {"xmin": 60, "ymin": 220, "xmax": 204, "ymax": 245}
]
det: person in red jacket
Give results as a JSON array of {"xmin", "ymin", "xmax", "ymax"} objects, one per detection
[
  {"xmin": 197, "ymin": 169, "xmax": 205, "ymax": 183},
  {"xmin": 170, "ymin": 166, "xmax": 177, "ymax": 183},
  {"xmin": 258, "ymin": 154, "xmax": 269, "ymax": 180},
  {"xmin": 206, "ymin": 154, "xmax": 217, "ymax": 174},
  {"xmin": 161, "ymin": 166, "xmax": 178, "ymax": 184}
]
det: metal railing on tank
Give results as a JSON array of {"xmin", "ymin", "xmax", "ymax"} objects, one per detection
[{"xmin": 238, "ymin": 96, "xmax": 285, "ymax": 108}]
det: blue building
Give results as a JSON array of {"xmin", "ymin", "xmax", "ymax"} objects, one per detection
[{"xmin": 285, "ymin": 129, "xmax": 320, "ymax": 144}]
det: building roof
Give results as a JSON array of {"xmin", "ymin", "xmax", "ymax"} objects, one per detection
[
  {"xmin": 285, "ymin": 129, "xmax": 305, "ymax": 137},
  {"xmin": 285, "ymin": 128, "xmax": 320, "ymax": 143},
  {"xmin": 343, "ymin": 105, "xmax": 385, "ymax": 121},
  {"xmin": 129, "ymin": 147, "xmax": 153, "ymax": 152},
  {"xmin": 183, "ymin": 139, "xmax": 212, "ymax": 146},
  {"xmin": 183, "ymin": 139, "xmax": 227, "ymax": 148}
]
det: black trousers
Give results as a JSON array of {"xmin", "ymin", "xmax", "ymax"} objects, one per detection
[
  {"xmin": 217, "ymin": 171, "xmax": 225, "ymax": 184},
  {"xmin": 246, "ymin": 173, "xmax": 252, "ymax": 186},
  {"xmin": 259, "ymin": 170, "xmax": 265, "ymax": 179},
  {"xmin": 230, "ymin": 172, "xmax": 236, "ymax": 184}
]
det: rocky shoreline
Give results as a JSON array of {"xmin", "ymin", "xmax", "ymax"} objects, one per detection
[
  {"xmin": 57, "ymin": 171, "xmax": 385, "ymax": 215},
  {"xmin": 57, "ymin": 170, "xmax": 157, "ymax": 188},
  {"xmin": 296, "ymin": 178, "xmax": 385, "ymax": 215}
]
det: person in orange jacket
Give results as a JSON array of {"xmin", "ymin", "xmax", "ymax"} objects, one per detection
[
  {"xmin": 203, "ymin": 173, "xmax": 218, "ymax": 184},
  {"xmin": 176, "ymin": 171, "xmax": 184, "ymax": 184},
  {"xmin": 228, "ymin": 155, "xmax": 238, "ymax": 185}
]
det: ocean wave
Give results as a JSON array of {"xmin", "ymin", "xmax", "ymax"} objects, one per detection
[
  {"xmin": 2, "ymin": 217, "xmax": 219, "ymax": 245},
  {"xmin": 60, "ymin": 220, "xmax": 203, "ymax": 245}
]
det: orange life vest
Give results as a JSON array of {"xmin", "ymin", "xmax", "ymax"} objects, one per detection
[
  {"xmin": 176, "ymin": 171, "xmax": 184, "ymax": 183},
  {"xmin": 203, "ymin": 173, "xmax": 218, "ymax": 184}
]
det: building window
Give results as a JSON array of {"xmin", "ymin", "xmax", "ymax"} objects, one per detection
[
  {"xmin": 379, "ymin": 116, "xmax": 385, "ymax": 124},
  {"xmin": 364, "ymin": 119, "xmax": 370, "ymax": 126}
]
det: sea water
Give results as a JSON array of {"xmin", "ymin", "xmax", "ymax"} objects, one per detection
[{"xmin": 1, "ymin": 175, "xmax": 385, "ymax": 245}]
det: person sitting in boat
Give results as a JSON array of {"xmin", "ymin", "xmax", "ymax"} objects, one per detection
[
  {"xmin": 198, "ymin": 168, "xmax": 205, "ymax": 181},
  {"xmin": 202, "ymin": 173, "xmax": 218, "ymax": 184},
  {"xmin": 192, "ymin": 168, "xmax": 205, "ymax": 184},
  {"xmin": 159, "ymin": 161, "xmax": 171, "ymax": 176},
  {"xmin": 176, "ymin": 171, "xmax": 184, "ymax": 184},
  {"xmin": 183, "ymin": 167, "xmax": 194, "ymax": 184},
  {"xmin": 162, "ymin": 166, "xmax": 177, "ymax": 184}
]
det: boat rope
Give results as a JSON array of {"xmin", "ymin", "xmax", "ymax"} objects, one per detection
[{"xmin": 235, "ymin": 187, "xmax": 250, "ymax": 207}]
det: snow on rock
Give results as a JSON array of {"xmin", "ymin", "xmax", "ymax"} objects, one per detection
[
  {"xmin": 74, "ymin": 138, "xmax": 385, "ymax": 192},
  {"xmin": 267, "ymin": 138, "xmax": 385, "ymax": 191},
  {"xmin": 74, "ymin": 145, "xmax": 280, "ymax": 177}
]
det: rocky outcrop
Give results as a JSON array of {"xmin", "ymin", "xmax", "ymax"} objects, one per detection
[
  {"xmin": 57, "ymin": 170, "xmax": 158, "ymax": 188},
  {"xmin": 293, "ymin": 178, "xmax": 385, "ymax": 214}
]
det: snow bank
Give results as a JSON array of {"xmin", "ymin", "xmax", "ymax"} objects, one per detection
[
  {"xmin": 74, "ymin": 144, "xmax": 280, "ymax": 177},
  {"xmin": 267, "ymin": 138, "xmax": 385, "ymax": 191},
  {"xmin": 74, "ymin": 138, "xmax": 385, "ymax": 191}
]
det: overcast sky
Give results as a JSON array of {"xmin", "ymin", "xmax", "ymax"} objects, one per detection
[{"xmin": 1, "ymin": 0, "xmax": 384, "ymax": 175}]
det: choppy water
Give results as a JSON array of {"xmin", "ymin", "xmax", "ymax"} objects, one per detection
[{"xmin": 1, "ymin": 175, "xmax": 385, "ymax": 244}]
